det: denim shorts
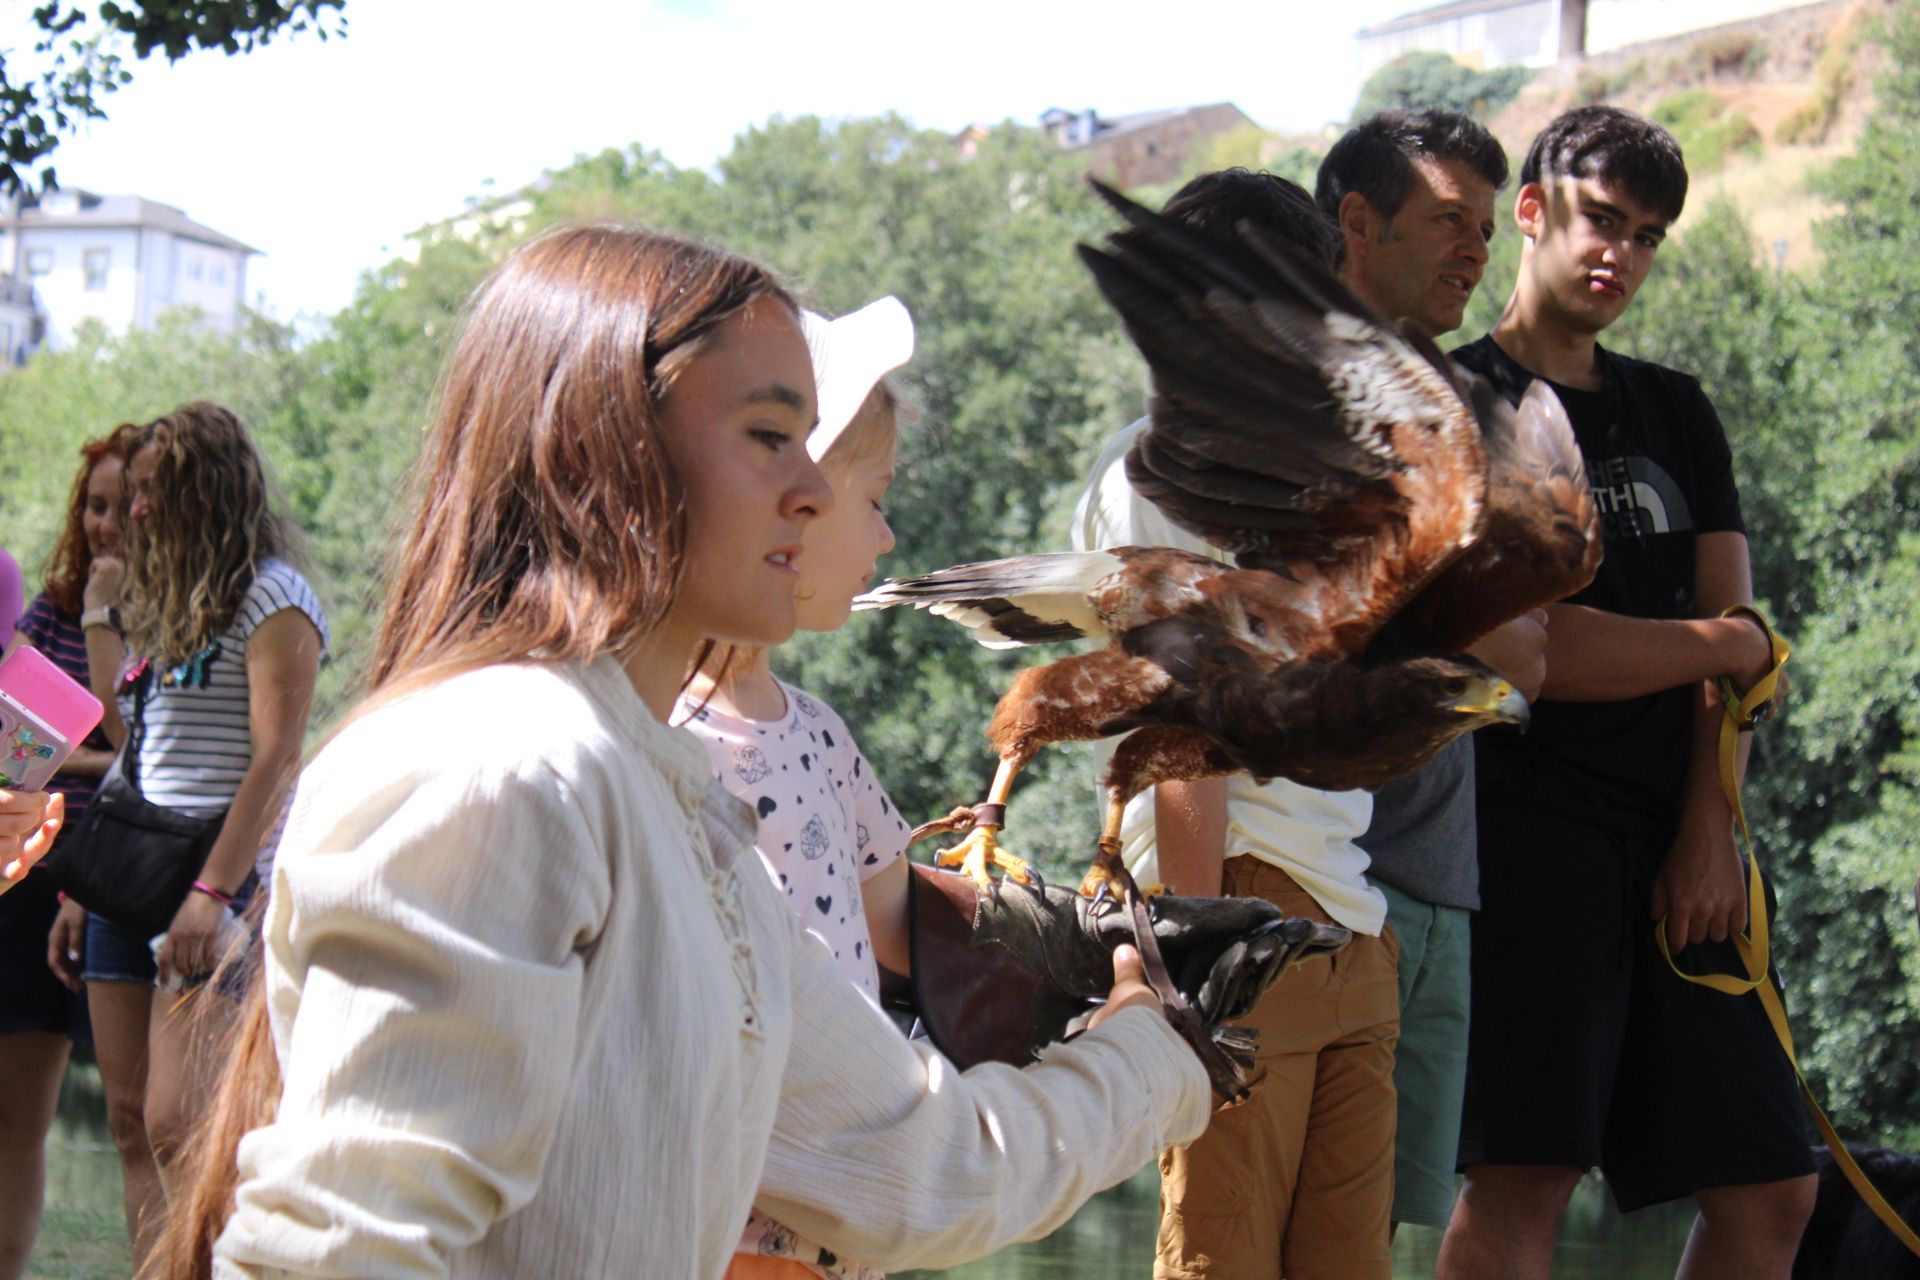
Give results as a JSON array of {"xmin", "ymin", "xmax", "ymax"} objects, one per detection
[
  {"xmin": 80, "ymin": 878, "xmax": 257, "ymax": 989},
  {"xmin": 79, "ymin": 909, "xmax": 159, "ymax": 985}
]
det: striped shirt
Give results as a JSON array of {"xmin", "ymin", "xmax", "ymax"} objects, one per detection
[
  {"xmin": 120, "ymin": 559, "xmax": 327, "ymax": 872},
  {"xmin": 14, "ymin": 594, "xmax": 109, "ymax": 818}
]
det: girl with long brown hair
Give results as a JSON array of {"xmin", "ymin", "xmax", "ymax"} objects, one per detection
[
  {"xmin": 0, "ymin": 423, "xmax": 136, "ymax": 1279},
  {"xmin": 73, "ymin": 404, "xmax": 326, "ymax": 1269},
  {"xmin": 143, "ymin": 224, "xmax": 1208, "ymax": 1279}
]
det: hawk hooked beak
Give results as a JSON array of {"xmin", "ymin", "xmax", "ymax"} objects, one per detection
[{"xmin": 1452, "ymin": 676, "xmax": 1530, "ymax": 730}]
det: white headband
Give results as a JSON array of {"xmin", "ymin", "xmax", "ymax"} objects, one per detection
[{"xmin": 801, "ymin": 296, "xmax": 915, "ymax": 462}]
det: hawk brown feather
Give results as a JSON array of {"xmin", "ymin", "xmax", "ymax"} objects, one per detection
[{"xmin": 856, "ymin": 180, "xmax": 1600, "ymax": 899}]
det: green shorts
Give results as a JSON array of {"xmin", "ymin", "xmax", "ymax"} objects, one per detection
[{"xmin": 1379, "ymin": 880, "xmax": 1472, "ymax": 1229}]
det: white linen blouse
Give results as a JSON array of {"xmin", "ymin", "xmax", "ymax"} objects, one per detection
[{"xmin": 214, "ymin": 656, "xmax": 1208, "ymax": 1279}]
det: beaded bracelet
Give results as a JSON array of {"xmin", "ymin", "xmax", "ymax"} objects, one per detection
[{"xmin": 190, "ymin": 880, "xmax": 237, "ymax": 907}]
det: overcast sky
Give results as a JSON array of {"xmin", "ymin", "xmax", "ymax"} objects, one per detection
[{"xmin": 6, "ymin": 0, "xmax": 1422, "ymax": 319}]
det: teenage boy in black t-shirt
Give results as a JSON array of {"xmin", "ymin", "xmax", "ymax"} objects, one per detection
[{"xmin": 1436, "ymin": 106, "xmax": 1816, "ymax": 1280}]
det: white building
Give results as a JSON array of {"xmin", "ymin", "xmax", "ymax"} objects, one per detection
[
  {"xmin": 0, "ymin": 274, "xmax": 34, "ymax": 368},
  {"xmin": 0, "ymin": 189, "xmax": 258, "ymax": 360},
  {"xmin": 1356, "ymin": 0, "xmax": 1823, "ymax": 80},
  {"xmin": 1358, "ymin": 0, "xmax": 1571, "ymax": 78}
]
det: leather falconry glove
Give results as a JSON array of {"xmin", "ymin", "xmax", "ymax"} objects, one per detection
[{"xmin": 902, "ymin": 863, "xmax": 1350, "ymax": 1100}]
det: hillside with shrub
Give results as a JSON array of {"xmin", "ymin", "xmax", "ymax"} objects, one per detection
[
  {"xmin": 1491, "ymin": 0, "xmax": 1888, "ymax": 268},
  {"xmin": 1210, "ymin": 0, "xmax": 1888, "ymax": 270}
]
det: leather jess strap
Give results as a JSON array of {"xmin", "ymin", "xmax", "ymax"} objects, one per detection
[{"xmin": 906, "ymin": 801, "xmax": 1006, "ymax": 848}]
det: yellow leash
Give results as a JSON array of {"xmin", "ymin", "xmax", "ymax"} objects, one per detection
[{"xmin": 1657, "ymin": 604, "xmax": 1920, "ymax": 1258}]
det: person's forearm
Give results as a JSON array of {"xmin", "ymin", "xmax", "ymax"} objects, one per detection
[
  {"xmin": 761, "ymin": 942, "xmax": 1210, "ymax": 1270},
  {"xmin": 1466, "ymin": 614, "xmax": 1547, "ymax": 702},
  {"xmin": 0, "ymin": 791, "xmax": 61, "ymax": 889},
  {"xmin": 1650, "ymin": 679, "xmax": 1753, "ymax": 948},
  {"xmin": 1153, "ymin": 777, "xmax": 1227, "ymax": 897},
  {"xmin": 197, "ymin": 751, "xmax": 300, "ymax": 893},
  {"xmin": 210, "ymin": 609, "xmax": 323, "ymax": 893},
  {"xmin": 1670, "ymin": 678, "xmax": 1744, "ymax": 859},
  {"xmin": 1538, "ymin": 604, "xmax": 1765, "ymax": 702},
  {"xmin": 82, "ymin": 626, "xmax": 127, "ymax": 748},
  {"xmin": 58, "ymin": 746, "xmax": 115, "ymax": 779},
  {"xmin": 862, "ymin": 856, "xmax": 912, "ymax": 977}
]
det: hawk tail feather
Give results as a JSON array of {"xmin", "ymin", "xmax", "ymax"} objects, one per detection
[{"xmin": 855, "ymin": 551, "xmax": 1125, "ymax": 648}]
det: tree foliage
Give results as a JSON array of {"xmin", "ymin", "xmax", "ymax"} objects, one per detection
[
  {"xmin": 1190, "ymin": 126, "xmax": 1323, "ymax": 192},
  {"xmin": 1352, "ymin": 50, "xmax": 1532, "ymax": 122},
  {"xmin": 0, "ymin": 115, "xmax": 1145, "ymax": 871},
  {"xmin": 1763, "ymin": 0, "xmax": 1920, "ymax": 1136},
  {"xmin": 1, "ymin": 0, "xmax": 345, "ymax": 193}
]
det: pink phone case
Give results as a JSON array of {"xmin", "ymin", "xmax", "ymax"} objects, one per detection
[{"xmin": 0, "ymin": 645, "xmax": 105, "ymax": 791}]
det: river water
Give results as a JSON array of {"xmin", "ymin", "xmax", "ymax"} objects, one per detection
[
  {"xmin": 896, "ymin": 1162, "xmax": 1695, "ymax": 1278},
  {"xmin": 39, "ymin": 1058, "xmax": 1695, "ymax": 1278}
]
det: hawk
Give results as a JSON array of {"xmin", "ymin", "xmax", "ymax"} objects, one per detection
[{"xmin": 859, "ymin": 181, "xmax": 1601, "ymax": 899}]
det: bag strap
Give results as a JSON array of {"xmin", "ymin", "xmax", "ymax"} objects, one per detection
[{"xmin": 121, "ymin": 663, "xmax": 150, "ymax": 792}]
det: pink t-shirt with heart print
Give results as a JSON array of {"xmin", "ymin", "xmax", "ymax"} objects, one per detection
[{"xmin": 679, "ymin": 680, "xmax": 910, "ymax": 999}]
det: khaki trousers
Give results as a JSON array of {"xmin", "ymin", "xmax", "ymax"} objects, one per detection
[{"xmin": 1156, "ymin": 857, "xmax": 1401, "ymax": 1279}]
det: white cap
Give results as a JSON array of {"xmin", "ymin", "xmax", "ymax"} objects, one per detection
[{"xmin": 801, "ymin": 296, "xmax": 915, "ymax": 462}]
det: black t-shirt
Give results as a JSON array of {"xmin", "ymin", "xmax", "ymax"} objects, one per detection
[{"xmin": 1450, "ymin": 335, "xmax": 1745, "ymax": 836}]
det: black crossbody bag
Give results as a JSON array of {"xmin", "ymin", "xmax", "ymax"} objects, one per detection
[{"xmin": 50, "ymin": 669, "xmax": 229, "ymax": 938}]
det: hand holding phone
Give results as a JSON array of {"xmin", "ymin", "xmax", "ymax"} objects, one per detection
[
  {"xmin": 0, "ymin": 645, "xmax": 104, "ymax": 791},
  {"xmin": 1, "ymin": 790, "xmax": 65, "ymax": 888}
]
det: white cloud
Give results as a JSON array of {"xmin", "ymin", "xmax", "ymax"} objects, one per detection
[{"xmin": 7, "ymin": 0, "xmax": 1416, "ymax": 319}]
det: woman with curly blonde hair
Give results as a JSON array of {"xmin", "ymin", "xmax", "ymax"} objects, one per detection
[{"xmin": 71, "ymin": 402, "xmax": 326, "ymax": 1268}]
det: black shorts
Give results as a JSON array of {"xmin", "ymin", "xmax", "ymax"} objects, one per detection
[
  {"xmin": 1458, "ymin": 800, "xmax": 1813, "ymax": 1211},
  {"xmin": 0, "ymin": 866, "xmax": 88, "ymax": 1041}
]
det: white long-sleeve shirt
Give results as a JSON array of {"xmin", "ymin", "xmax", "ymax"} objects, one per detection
[{"xmin": 215, "ymin": 656, "xmax": 1208, "ymax": 1279}]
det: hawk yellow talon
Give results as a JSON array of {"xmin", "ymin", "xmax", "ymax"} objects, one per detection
[
  {"xmin": 1079, "ymin": 860, "xmax": 1140, "ymax": 901},
  {"xmin": 936, "ymin": 827, "xmax": 1034, "ymax": 891},
  {"xmin": 1079, "ymin": 835, "xmax": 1154, "ymax": 902}
]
